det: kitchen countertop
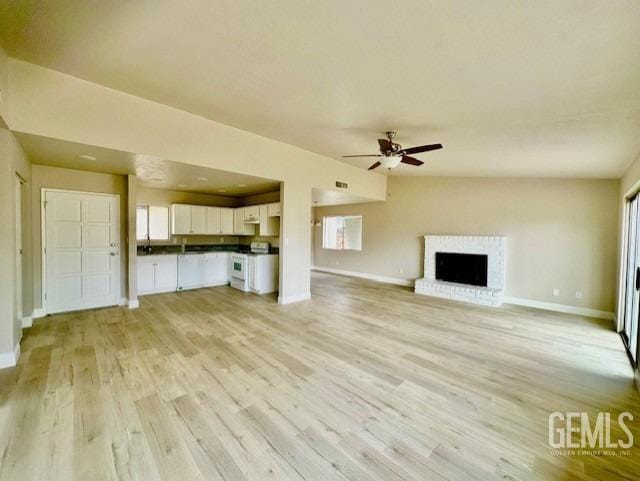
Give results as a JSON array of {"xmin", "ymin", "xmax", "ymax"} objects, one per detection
[{"xmin": 137, "ymin": 244, "xmax": 278, "ymax": 256}]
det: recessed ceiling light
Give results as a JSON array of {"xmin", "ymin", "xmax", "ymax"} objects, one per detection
[
  {"xmin": 238, "ymin": 184, "xmax": 247, "ymax": 187},
  {"xmin": 197, "ymin": 177, "xmax": 208, "ymax": 181},
  {"xmin": 79, "ymin": 154, "xmax": 96, "ymax": 161},
  {"xmin": 149, "ymin": 177, "xmax": 163, "ymax": 182},
  {"xmin": 178, "ymin": 184, "xmax": 188, "ymax": 188},
  {"xmin": 217, "ymin": 189, "xmax": 227, "ymax": 193}
]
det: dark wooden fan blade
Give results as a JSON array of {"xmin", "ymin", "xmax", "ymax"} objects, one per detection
[
  {"xmin": 400, "ymin": 155, "xmax": 424, "ymax": 166},
  {"xmin": 400, "ymin": 143, "xmax": 443, "ymax": 155},
  {"xmin": 378, "ymin": 139, "xmax": 393, "ymax": 151},
  {"xmin": 342, "ymin": 154, "xmax": 383, "ymax": 158},
  {"xmin": 368, "ymin": 161, "xmax": 381, "ymax": 170}
]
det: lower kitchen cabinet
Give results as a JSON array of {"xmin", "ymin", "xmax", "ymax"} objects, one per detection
[
  {"xmin": 247, "ymin": 254, "xmax": 279, "ymax": 294},
  {"xmin": 137, "ymin": 255, "xmax": 178, "ymax": 295}
]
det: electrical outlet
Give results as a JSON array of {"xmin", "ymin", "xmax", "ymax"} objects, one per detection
[
  {"xmin": 182, "ymin": 237, "xmax": 187, "ymax": 244},
  {"xmin": 575, "ymin": 291, "xmax": 583, "ymax": 299},
  {"xmin": 220, "ymin": 237, "xmax": 224, "ymax": 243},
  {"xmin": 553, "ymin": 289, "xmax": 560, "ymax": 297},
  {"xmin": 398, "ymin": 268, "xmax": 404, "ymax": 274}
]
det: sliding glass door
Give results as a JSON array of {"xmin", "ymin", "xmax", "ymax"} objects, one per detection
[{"xmin": 623, "ymin": 195, "xmax": 640, "ymax": 364}]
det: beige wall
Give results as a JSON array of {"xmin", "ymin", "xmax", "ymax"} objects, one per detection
[
  {"xmin": 0, "ymin": 128, "xmax": 32, "ymax": 354},
  {"xmin": 31, "ymin": 165, "xmax": 128, "ymax": 310},
  {"xmin": 314, "ymin": 176, "xmax": 619, "ymax": 312}
]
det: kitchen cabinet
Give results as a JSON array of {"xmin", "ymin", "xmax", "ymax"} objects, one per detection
[
  {"xmin": 137, "ymin": 261, "xmax": 155, "ymax": 294},
  {"xmin": 174, "ymin": 202, "xmax": 278, "ymax": 236},
  {"xmin": 247, "ymin": 254, "xmax": 279, "ymax": 294},
  {"xmin": 234, "ymin": 208, "xmax": 255, "ymax": 235},
  {"xmin": 191, "ymin": 206, "xmax": 206, "ymax": 233},
  {"xmin": 205, "ymin": 207, "xmax": 235, "ymax": 235},
  {"xmin": 247, "ymin": 256, "xmax": 257, "ymax": 292},
  {"xmin": 137, "ymin": 255, "xmax": 178, "ymax": 295},
  {"xmin": 206, "ymin": 207, "xmax": 221, "ymax": 234},
  {"xmin": 171, "ymin": 204, "xmax": 192, "ymax": 234},
  {"xmin": 244, "ymin": 205, "xmax": 260, "ymax": 222},
  {"xmin": 204, "ymin": 252, "xmax": 229, "ymax": 286},
  {"xmin": 267, "ymin": 202, "xmax": 281, "ymax": 217},
  {"xmin": 259, "ymin": 204, "xmax": 279, "ymax": 236},
  {"xmin": 172, "ymin": 204, "xmax": 207, "ymax": 235},
  {"xmin": 220, "ymin": 208, "xmax": 234, "ymax": 234}
]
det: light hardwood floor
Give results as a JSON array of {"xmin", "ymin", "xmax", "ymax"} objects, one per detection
[{"xmin": 1, "ymin": 272, "xmax": 639, "ymax": 481}]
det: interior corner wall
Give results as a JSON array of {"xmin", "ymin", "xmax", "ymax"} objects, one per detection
[
  {"xmin": 313, "ymin": 176, "xmax": 619, "ymax": 313},
  {"xmin": 31, "ymin": 164, "xmax": 128, "ymax": 311},
  {"xmin": 0, "ymin": 127, "xmax": 32, "ymax": 358}
]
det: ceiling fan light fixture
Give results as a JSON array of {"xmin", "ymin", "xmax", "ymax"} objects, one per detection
[{"xmin": 380, "ymin": 155, "xmax": 402, "ymax": 169}]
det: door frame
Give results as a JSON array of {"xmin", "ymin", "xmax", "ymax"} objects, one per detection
[
  {"xmin": 14, "ymin": 174, "xmax": 24, "ymax": 325},
  {"xmin": 41, "ymin": 188, "xmax": 121, "ymax": 315},
  {"xmin": 617, "ymin": 182, "xmax": 640, "ymax": 366}
]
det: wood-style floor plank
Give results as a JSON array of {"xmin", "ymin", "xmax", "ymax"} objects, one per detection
[{"xmin": 1, "ymin": 272, "xmax": 639, "ymax": 480}]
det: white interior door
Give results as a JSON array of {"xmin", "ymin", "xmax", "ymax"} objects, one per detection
[{"xmin": 44, "ymin": 190, "xmax": 120, "ymax": 314}]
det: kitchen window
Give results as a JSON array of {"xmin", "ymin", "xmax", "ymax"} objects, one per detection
[
  {"xmin": 322, "ymin": 215, "xmax": 362, "ymax": 251},
  {"xmin": 137, "ymin": 205, "xmax": 170, "ymax": 241}
]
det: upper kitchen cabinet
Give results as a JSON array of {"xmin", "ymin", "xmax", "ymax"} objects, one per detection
[
  {"xmin": 172, "ymin": 204, "xmax": 193, "ymax": 234},
  {"xmin": 267, "ymin": 202, "xmax": 281, "ymax": 217},
  {"xmin": 171, "ymin": 204, "xmax": 207, "ymax": 235},
  {"xmin": 205, "ymin": 207, "xmax": 221, "ymax": 234},
  {"xmin": 191, "ymin": 205, "xmax": 206, "ymax": 233},
  {"xmin": 173, "ymin": 202, "xmax": 277, "ymax": 236},
  {"xmin": 206, "ymin": 206, "xmax": 235, "ymax": 235},
  {"xmin": 220, "ymin": 208, "xmax": 234, "ymax": 234},
  {"xmin": 244, "ymin": 205, "xmax": 260, "ymax": 222},
  {"xmin": 234, "ymin": 208, "xmax": 256, "ymax": 235},
  {"xmin": 259, "ymin": 205, "xmax": 280, "ymax": 236}
]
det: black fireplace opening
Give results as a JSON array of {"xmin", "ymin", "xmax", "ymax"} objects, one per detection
[{"xmin": 435, "ymin": 252, "xmax": 488, "ymax": 287}]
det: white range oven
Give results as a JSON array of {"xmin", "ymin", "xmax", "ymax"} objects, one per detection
[{"xmin": 230, "ymin": 253, "xmax": 249, "ymax": 291}]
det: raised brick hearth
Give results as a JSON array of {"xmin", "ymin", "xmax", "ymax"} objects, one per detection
[{"xmin": 415, "ymin": 235, "xmax": 506, "ymax": 306}]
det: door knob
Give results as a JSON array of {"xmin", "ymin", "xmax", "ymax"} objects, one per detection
[
  {"xmin": 110, "ymin": 252, "xmax": 118, "ymax": 257},
  {"xmin": 635, "ymin": 267, "xmax": 640, "ymax": 290}
]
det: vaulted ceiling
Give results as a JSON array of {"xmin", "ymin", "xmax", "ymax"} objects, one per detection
[{"xmin": 2, "ymin": 1, "xmax": 639, "ymax": 177}]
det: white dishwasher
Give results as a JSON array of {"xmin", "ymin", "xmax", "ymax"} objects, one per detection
[{"xmin": 177, "ymin": 254, "xmax": 205, "ymax": 290}]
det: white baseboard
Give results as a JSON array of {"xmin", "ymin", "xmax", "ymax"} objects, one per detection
[
  {"xmin": 311, "ymin": 266, "xmax": 414, "ymax": 287},
  {"xmin": 21, "ymin": 316, "xmax": 33, "ymax": 328},
  {"xmin": 128, "ymin": 299, "xmax": 140, "ymax": 309},
  {"xmin": 32, "ymin": 307, "xmax": 45, "ymax": 319},
  {"xmin": 278, "ymin": 292, "xmax": 311, "ymax": 304},
  {"xmin": 0, "ymin": 341, "xmax": 21, "ymax": 369},
  {"xmin": 504, "ymin": 296, "xmax": 615, "ymax": 321}
]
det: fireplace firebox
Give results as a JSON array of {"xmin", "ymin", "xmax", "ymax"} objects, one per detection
[{"xmin": 435, "ymin": 252, "xmax": 488, "ymax": 287}]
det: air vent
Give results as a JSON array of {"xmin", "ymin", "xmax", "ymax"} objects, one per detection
[{"xmin": 335, "ymin": 181, "xmax": 348, "ymax": 189}]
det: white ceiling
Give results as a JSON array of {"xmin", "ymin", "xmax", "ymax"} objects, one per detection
[
  {"xmin": 2, "ymin": 1, "xmax": 640, "ymax": 178},
  {"xmin": 16, "ymin": 133, "xmax": 280, "ymax": 196}
]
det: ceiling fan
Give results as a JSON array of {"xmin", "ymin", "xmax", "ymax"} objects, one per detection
[{"xmin": 343, "ymin": 131, "xmax": 442, "ymax": 170}]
